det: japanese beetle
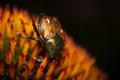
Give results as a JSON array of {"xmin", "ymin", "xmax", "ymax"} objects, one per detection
[{"xmin": 18, "ymin": 14, "xmax": 65, "ymax": 62}]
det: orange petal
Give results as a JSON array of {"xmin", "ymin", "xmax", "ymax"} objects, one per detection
[
  {"xmin": 28, "ymin": 57, "xmax": 34, "ymax": 71},
  {"xmin": 23, "ymin": 40, "xmax": 30, "ymax": 56},
  {"xmin": 9, "ymin": 64, "xmax": 15, "ymax": 79},
  {"xmin": 35, "ymin": 66, "xmax": 44, "ymax": 80},
  {"xmin": 24, "ymin": 66, "xmax": 30, "ymax": 80},
  {"xmin": 0, "ymin": 32, "xmax": 3, "ymax": 50},
  {"xmin": 10, "ymin": 37, "xmax": 16, "ymax": 57},
  {"xmin": 46, "ymin": 61, "xmax": 57, "ymax": 76},
  {"xmin": 18, "ymin": 53, "xmax": 25, "ymax": 69},
  {"xmin": 0, "ymin": 63, "xmax": 4, "ymax": 76},
  {"xmin": 5, "ymin": 49, "xmax": 12, "ymax": 65},
  {"xmin": 45, "ymin": 75, "xmax": 52, "ymax": 80}
]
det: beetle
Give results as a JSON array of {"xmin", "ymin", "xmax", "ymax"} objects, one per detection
[{"xmin": 17, "ymin": 14, "xmax": 65, "ymax": 62}]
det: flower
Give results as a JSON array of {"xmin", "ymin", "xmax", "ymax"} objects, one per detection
[{"xmin": 0, "ymin": 5, "xmax": 108, "ymax": 80}]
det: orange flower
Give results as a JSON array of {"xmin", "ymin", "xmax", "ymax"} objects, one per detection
[{"xmin": 0, "ymin": 5, "xmax": 108, "ymax": 80}]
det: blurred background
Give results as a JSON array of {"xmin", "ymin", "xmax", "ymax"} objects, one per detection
[{"xmin": 0, "ymin": 0, "xmax": 119, "ymax": 80}]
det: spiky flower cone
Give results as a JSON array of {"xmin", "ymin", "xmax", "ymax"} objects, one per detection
[{"xmin": 0, "ymin": 5, "xmax": 108, "ymax": 80}]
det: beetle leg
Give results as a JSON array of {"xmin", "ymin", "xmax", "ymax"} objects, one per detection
[
  {"xmin": 16, "ymin": 32, "xmax": 39, "ymax": 41},
  {"xmin": 28, "ymin": 54, "xmax": 43, "ymax": 62}
]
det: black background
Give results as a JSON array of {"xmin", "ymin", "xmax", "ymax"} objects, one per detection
[{"xmin": 0, "ymin": 0, "xmax": 119, "ymax": 80}]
